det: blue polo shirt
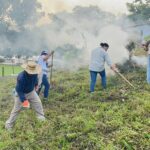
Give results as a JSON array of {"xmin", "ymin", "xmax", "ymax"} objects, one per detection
[
  {"xmin": 15, "ymin": 71, "xmax": 38, "ymax": 102},
  {"xmin": 38, "ymin": 56, "xmax": 48, "ymax": 76}
]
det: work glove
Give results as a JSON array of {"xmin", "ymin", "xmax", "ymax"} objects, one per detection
[
  {"xmin": 22, "ymin": 100, "xmax": 30, "ymax": 108},
  {"xmin": 111, "ymin": 64, "xmax": 119, "ymax": 73}
]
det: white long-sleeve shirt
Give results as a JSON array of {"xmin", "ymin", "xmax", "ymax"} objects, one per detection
[
  {"xmin": 37, "ymin": 55, "xmax": 49, "ymax": 85},
  {"xmin": 89, "ymin": 47, "xmax": 112, "ymax": 72},
  {"xmin": 38, "ymin": 55, "xmax": 49, "ymax": 75}
]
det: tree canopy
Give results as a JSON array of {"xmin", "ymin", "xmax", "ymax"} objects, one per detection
[
  {"xmin": 127, "ymin": 0, "xmax": 150, "ymax": 22},
  {"xmin": 0, "ymin": 0, "xmax": 43, "ymax": 32}
]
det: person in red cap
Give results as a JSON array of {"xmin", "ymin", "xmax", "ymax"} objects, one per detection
[{"xmin": 5, "ymin": 61, "xmax": 45, "ymax": 130}]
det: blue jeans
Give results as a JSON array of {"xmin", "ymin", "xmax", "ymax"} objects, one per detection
[
  {"xmin": 38, "ymin": 74, "xmax": 50, "ymax": 98},
  {"xmin": 147, "ymin": 56, "xmax": 150, "ymax": 84},
  {"xmin": 90, "ymin": 70, "xmax": 106, "ymax": 92}
]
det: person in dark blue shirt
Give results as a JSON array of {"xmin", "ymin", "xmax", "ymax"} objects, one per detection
[
  {"xmin": 5, "ymin": 61, "xmax": 45, "ymax": 130},
  {"xmin": 16, "ymin": 71, "xmax": 38, "ymax": 103}
]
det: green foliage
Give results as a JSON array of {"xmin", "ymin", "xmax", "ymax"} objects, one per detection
[
  {"xmin": 127, "ymin": 0, "xmax": 150, "ymax": 22},
  {"xmin": 0, "ymin": 69, "xmax": 150, "ymax": 149},
  {"xmin": 145, "ymin": 35, "xmax": 150, "ymax": 41},
  {"xmin": 126, "ymin": 41, "xmax": 135, "ymax": 52}
]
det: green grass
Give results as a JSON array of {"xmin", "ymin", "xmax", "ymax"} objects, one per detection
[
  {"xmin": 0, "ymin": 65, "xmax": 22, "ymax": 76},
  {"xmin": 0, "ymin": 68, "xmax": 149, "ymax": 149},
  {"xmin": 144, "ymin": 35, "xmax": 150, "ymax": 41}
]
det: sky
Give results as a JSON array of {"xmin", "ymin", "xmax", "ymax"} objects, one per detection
[{"xmin": 38, "ymin": 0, "xmax": 134, "ymax": 15}]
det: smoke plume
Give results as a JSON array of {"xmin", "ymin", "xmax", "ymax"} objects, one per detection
[{"xmin": 0, "ymin": 1, "xmax": 143, "ymax": 70}]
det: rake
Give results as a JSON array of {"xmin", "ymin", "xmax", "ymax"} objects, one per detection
[{"xmin": 115, "ymin": 70, "xmax": 135, "ymax": 88}]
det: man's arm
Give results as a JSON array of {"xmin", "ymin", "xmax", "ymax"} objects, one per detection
[
  {"xmin": 105, "ymin": 52, "xmax": 112, "ymax": 67},
  {"xmin": 16, "ymin": 79, "xmax": 26, "ymax": 103},
  {"xmin": 105, "ymin": 53, "xmax": 118, "ymax": 71},
  {"xmin": 16, "ymin": 76, "xmax": 30, "ymax": 108}
]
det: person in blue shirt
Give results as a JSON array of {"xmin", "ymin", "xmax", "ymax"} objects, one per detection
[
  {"xmin": 5, "ymin": 61, "xmax": 45, "ymax": 130},
  {"xmin": 38, "ymin": 50, "xmax": 54, "ymax": 100}
]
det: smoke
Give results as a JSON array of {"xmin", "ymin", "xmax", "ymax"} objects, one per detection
[
  {"xmin": 38, "ymin": 0, "xmax": 135, "ymax": 15},
  {"xmin": 38, "ymin": 0, "xmax": 70, "ymax": 14},
  {"xmin": 39, "ymin": 6, "xmax": 133, "ymax": 70},
  {"xmin": 132, "ymin": 56, "xmax": 147, "ymax": 67},
  {"xmin": 0, "ymin": 3, "xmax": 143, "ymax": 71}
]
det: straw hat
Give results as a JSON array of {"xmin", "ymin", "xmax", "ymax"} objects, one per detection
[{"xmin": 21, "ymin": 61, "xmax": 41, "ymax": 74}]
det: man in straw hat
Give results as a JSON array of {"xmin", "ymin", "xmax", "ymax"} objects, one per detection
[{"xmin": 5, "ymin": 61, "xmax": 45, "ymax": 130}]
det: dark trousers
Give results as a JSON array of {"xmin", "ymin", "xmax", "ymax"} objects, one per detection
[
  {"xmin": 90, "ymin": 70, "xmax": 106, "ymax": 92},
  {"xmin": 38, "ymin": 74, "xmax": 50, "ymax": 98}
]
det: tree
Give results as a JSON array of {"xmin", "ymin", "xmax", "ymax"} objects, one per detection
[
  {"xmin": 127, "ymin": 0, "xmax": 150, "ymax": 22},
  {"xmin": 0, "ymin": 0, "xmax": 44, "ymax": 56},
  {"xmin": 0, "ymin": 0, "xmax": 44, "ymax": 31}
]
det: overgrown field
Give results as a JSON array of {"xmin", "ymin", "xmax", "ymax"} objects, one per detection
[{"xmin": 0, "ymin": 68, "xmax": 150, "ymax": 150}]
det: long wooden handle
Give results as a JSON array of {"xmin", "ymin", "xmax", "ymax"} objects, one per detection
[
  {"xmin": 50, "ymin": 53, "xmax": 54, "ymax": 84},
  {"xmin": 116, "ymin": 71, "xmax": 135, "ymax": 88}
]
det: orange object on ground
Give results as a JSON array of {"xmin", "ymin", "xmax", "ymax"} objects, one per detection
[{"xmin": 22, "ymin": 100, "xmax": 30, "ymax": 108}]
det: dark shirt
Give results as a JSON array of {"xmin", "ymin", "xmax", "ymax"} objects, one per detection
[{"xmin": 16, "ymin": 71, "xmax": 38, "ymax": 102}]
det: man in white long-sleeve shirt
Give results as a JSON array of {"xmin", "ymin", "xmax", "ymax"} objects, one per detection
[
  {"xmin": 37, "ymin": 50, "xmax": 54, "ymax": 100},
  {"xmin": 89, "ymin": 43, "xmax": 117, "ymax": 92}
]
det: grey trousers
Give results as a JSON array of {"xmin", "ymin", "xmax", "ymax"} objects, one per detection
[{"xmin": 5, "ymin": 90, "xmax": 45, "ymax": 129}]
